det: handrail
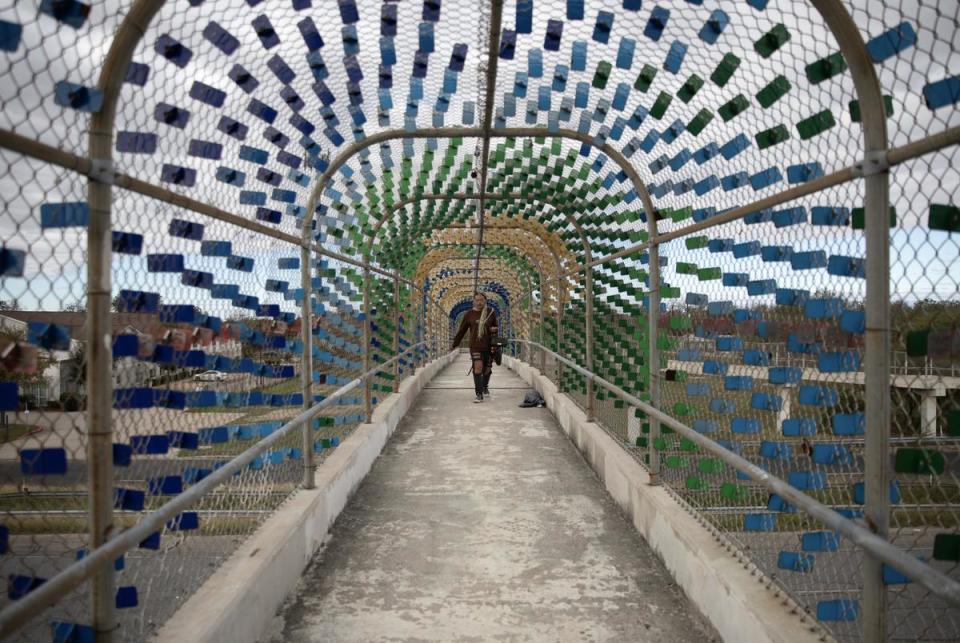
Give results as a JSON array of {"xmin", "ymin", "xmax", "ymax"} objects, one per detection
[
  {"xmin": 0, "ymin": 343, "xmax": 446, "ymax": 639},
  {"xmin": 511, "ymin": 339, "xmax": 960, "ymax": 607}
]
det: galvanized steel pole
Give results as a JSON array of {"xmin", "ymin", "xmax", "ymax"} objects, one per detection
[
  {"xmin": 363, "ymin": 268, "xmax": 372, "ymax": 423},
  {"xmin": 86, "ymin": 0, "xmax": 165, "ymax": 637},
  {"xmin": 810, "ymin": 1, "xmax": 891, "ymax": 638}
]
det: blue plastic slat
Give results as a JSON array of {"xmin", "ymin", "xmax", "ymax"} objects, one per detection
[
  {"xmin": 202, "ymin": 21, "xmax": 239, "ymax": 55},
  {"xmin": 111, "ymin": 231, "xmax": 143, "ymax": 255},
  {"xmin": 148, "ymin": 475, "xmax": 183, "ymax": 495},
  {"xmin": 923, "ymin": 76, "xmax": 960, "ymax": 110},
  {"xmin": 777, "ymin": 551, "xmax": 814, "ymax": 572},
  {"xmin": 699, "ymin": 10, "xmax": 729, "ymax": 45},
  {"xmin": 744, "ymin": 514, "xmax": 775, "ymax": 531},
  {"xmin": 19, "ymin": 448, "xmax": 68, "ymax": 475},
  {"xmin": 644, "ymin": 6, "xmax": 669, "ymax": 41},
  {"xmin": 816, "ymin": 599, "xmax": 860, "ymax": 622},
  {"xmin": 41, "ymin": 202, "xmax": 89, "ymax": 228},
  {"xmin": 866, "ymin": 22, "xmax": 917, "ymax": 63},
  {"xmin": 252, "ymin": 14, "xmax": 280, "ymax": 49},
  {"xmin": 0, "ymin": 20, "xmax": 22, "ymax": 51},
  {"xmin": 155, "ymin": 34, "xmax": 192, "ymax": 67},
  {"xmin": 832, "ymin": 412, "xmax": 865, "ymax": 436},
  {"xmin": 802, "ymin": 531, "xmax": 840, "ymax": 552},
  {"xmin": 54, "ymin": 81, "xmax": 103, "ymax": 112}
]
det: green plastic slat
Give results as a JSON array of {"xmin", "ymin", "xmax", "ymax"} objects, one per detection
[
  {"xmin": 673, "ymin": 402, "xmax": 695, "ymax": 416},
  {"xmin": 905, "ymin": 330, "xmax": 928, "ymax": 357},
  {"xmin": 686, "ymin": 476, "xmax": 707, "ymax": 490},
  {"xmin": 757, "ymin": 75, "xmax": 791, "ymax": 108},
  {"xmin": 894, "ymin": 448, "xmax": 945, "ymax": 475},
  {"xmin": 796, "ymin": 109, "xmax": 836, "ymax": 140},
  {"xmin": 710, "ymin": 53, "xmax": 741, "ymax": 87},
  {"xmin": 930, "ymin": 204, "xmax": 960, "ymax": 233},
  {"xmin": 718, "ymin": 94, "xmax": 750, "ymax": 122},
  {"xmin": 687, "ymin": 108, "xmax": 714, "ymax": 136},
  {"xmin": 677, "ymin": 74, "xmax": 704, "ymax": 103},
  {"xmin": 634, "ymin": 64, "xmax": 658, "ymax": 92},
  {"xmin": 756, "ymin": 124, "xmax": 791, "ymax": 150},
  {"xmin": 851, "ymin": 206, "xmax": 896, "ymax": 229},
  {"xmin": 666, "ymin": 455, "xmax": 687, "ymax": 469},
  {"xmin": 849, "ymin": 95, "xmax": 894, "ymax": 122},
  {"xmin": 805, "ymin": 52, "xmax": 847, "ymax": 84},
  {"xmin": 934, "ymin": 534, "xmax": 960, "ymax": 561},
  {"xmin": 593, "ymin": 60, "xmax": 612, "ymax": 89},
  {"xmin": 721, "ymin": 482, "xmax": 748, "ymax": 501},
  {"xmin": 754, "ymin": 24, "xmax": 791, "ymax": 58},
  {"xmin": 650, "ymin": 91, "xmax": 673, "ymax": 119},
  {"xmin": 686, "ymin": 235, "xmax": 709, "ymax": 249},
  {"xmin": 948, "ymin": 410, "xmax": 960, "ymax": 437},
  {"xmin": 698, "ymin": 267, "xmax": 722, "ymax": 281},
  {"xmin": 699, "ymin": 458, "xmax": 723, "ymax": 474}
]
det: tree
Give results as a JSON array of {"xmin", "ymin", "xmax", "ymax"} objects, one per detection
[
  {"xmin": 111, "ymin": 293, "xmax": 162, "ymax": 312},
  {"xmin": 0, "ymin": 326, "xmax": 56, "ymax": 404},
  {"xmin": 63, "ymin": 301, "xmax": 86, "ymax": 313}
]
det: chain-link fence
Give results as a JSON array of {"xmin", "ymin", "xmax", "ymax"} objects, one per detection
[{"xmin": 1, "ymin": 0, "xmax": 959, "ymax": 641}]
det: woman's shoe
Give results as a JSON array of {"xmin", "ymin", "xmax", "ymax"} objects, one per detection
[{"xmin": 473, "ymin": 393, "xmax": 484, "ymax": 403}]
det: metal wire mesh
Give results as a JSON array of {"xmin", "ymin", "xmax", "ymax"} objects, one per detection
[{"xmin": 0, "ymin": 0, "xmax": 958, "ymax": 640}]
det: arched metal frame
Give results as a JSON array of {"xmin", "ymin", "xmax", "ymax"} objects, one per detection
[{"xmin": 0, "ymin": 0, "xmax": 915, "ymax": 638}]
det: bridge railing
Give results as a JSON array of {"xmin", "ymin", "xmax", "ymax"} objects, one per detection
[
  {"xmin": 514, "ymin": 339, "xmax": 960, "ymax": 638},
  {"xmin": 0, "ymin": 344, "xmax": 436, "ymax": 640}
]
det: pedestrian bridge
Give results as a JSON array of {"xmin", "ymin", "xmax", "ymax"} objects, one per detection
[{"xmin": 0, "ymin": 0, "xmax": 959, "ymax": 642}]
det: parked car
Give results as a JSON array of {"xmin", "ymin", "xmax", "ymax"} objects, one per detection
[{"xmin": 193, "ymin": 370, "xmax": 228, "ymax": 382}]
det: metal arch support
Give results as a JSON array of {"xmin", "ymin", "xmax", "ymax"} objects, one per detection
[
  {"xmin": 365, "ymin": 191, "xmax": 592, "ymax": 269},
  {"xmin": 808, "ymin": 1, "xmax": 891, "ymax": 639},
  {"xmin": 303, "ymin": 127, "xmax": 658, "ymax": 424},
  {"xmin": 87, "ymin": 0, "xmax": 167, "ymax": 638},
  {"xmin": 474, "ymin": 0, "xmax": 505, "ymax": 290}
]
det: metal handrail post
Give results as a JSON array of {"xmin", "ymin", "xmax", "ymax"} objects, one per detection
[
  {"xmin": 809, "ymin": 1, "xmax": 891, "ymax": 638},
  {"xmin": 556, "ymin": 274, "xmax": 564, "ymax": 392},
  {"xmin": 510, "ymin": 339, "xmax": 960, "ymax": 610},
  {"xmin": 300, "ymin": 248, "xmax": 315, "ymax": 489},
  {"xmin": 393, "ymin": 273, "xmax": 400, "ymax": 393},
  {"xmin": 647, "ymin": 221, "xmax": 662, "ymax": 486},
  {"xmin": 86, "ymin": 1, "xmax": 166, "ymax": 637},
  {"xmin": 539, "ymin": 276, "xmax": 546, "ymax": 374},
  {"xmin": 585, "ymin": 263, "xmax": 595, "ymax": 422},
  {"xmin": 363, "ymin": 268, "xmax": 372, "ymax": 423}
]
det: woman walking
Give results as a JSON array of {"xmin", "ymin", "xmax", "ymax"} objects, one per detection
[{"xmin": 451, "ymin": 292, "xmax": 499, "ymax": 403}]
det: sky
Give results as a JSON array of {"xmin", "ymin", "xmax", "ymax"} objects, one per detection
[{"xmin": 0, "ymin": 0, "xmax": 958, "ymax": 316}]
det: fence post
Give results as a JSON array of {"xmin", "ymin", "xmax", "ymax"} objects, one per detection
[
  {"xmin": 556, "ymin": 272, "xmax": 564, "ymax": 392},
  {"xmin": 85, "ymin": 1, "xmax": 168, "ymax": 636},
  {"xmin": 585, "ymin": 262, "xmax": 595, "ymax": 422},
  {"xmin": 647, "ymin": 237, "xmax": 661, "ymax": 485},
  {"xmin": 393, "ymin": 274, "xmax": 400, "ymax": 393},
  {"xmin": 808, "ymin": 1, "xmax": 891, "ymax": 638},
  {"xmin": 299, "ymin": 247, "xmax": 315, "ymax": 489},
  {"xmin": 539, "ymin": 274, "xmax": 546, "ymax": 374},
  {"xmin": 363, "ymin": 268, "xmax": 372, "ymax": 423}
]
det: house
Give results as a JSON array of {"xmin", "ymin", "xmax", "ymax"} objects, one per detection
[{"xmin": 0, "ymin": 311, "xmax": 243, "ymax": 404}]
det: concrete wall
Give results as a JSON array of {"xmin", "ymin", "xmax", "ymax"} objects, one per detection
[
  {"xmin": 503, "ymin": 357, "xmax": 831, "ymax": 643},
  {"xmin": 153, "ymin": 353, "xmax": 457, "ymax": 643}
]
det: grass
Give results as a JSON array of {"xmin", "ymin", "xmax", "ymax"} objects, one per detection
[{"xmin": 0, "ymin": 424, "xmax": 38, "ymax": 443}]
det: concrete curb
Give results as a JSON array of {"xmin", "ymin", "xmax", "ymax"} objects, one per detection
[
  {"xmin": 504, "ymin": 357, "xmax": 829, "ymax": 643},
  {"xmin": 153, "ymin": 353, "xmax": 457, "ymax": 643}
]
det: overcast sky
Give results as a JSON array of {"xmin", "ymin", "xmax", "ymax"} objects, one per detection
[{"xmin": 0, "ymin": 0, "xmax": 958, "ymax": 315}]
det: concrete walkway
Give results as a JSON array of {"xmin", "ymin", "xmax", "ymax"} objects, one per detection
[{"xmin": 269, "ymin": 356, "xmax": 717, "ymax": 642}]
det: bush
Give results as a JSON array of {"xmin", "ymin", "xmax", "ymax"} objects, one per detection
[{"xmin": 59, "ymin": 393, "xmax": 84, "ymax": 412}]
